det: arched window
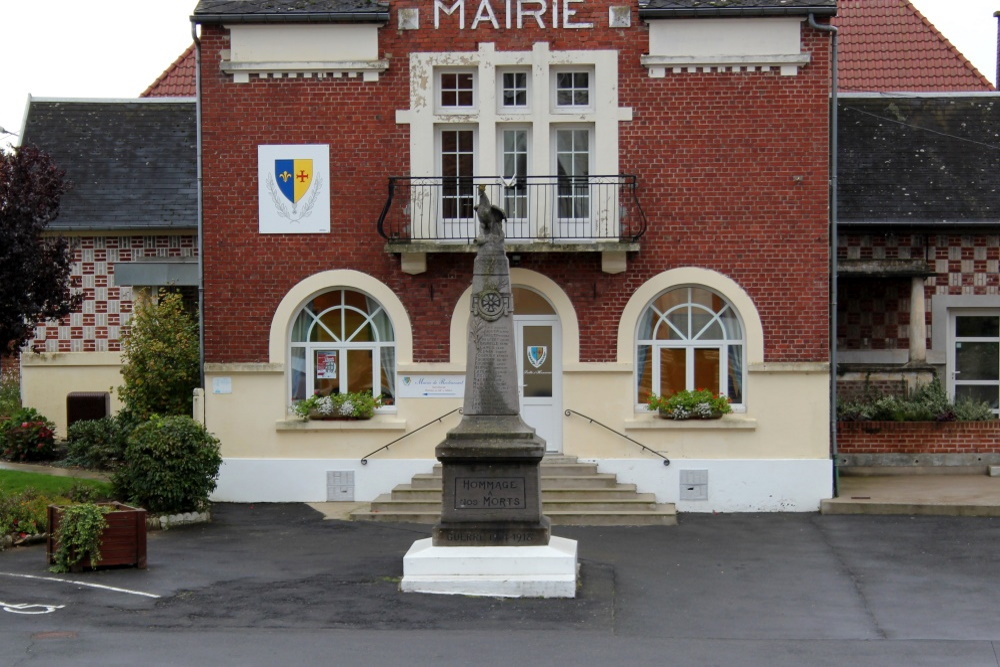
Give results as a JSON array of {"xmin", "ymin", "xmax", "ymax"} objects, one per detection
[
  {"xmin": 636, "ymin": 286, "xmax": 744, "ymax": 408},
  {"xmin": 290, "ymin": 289, "xmax": 395, "ymax": 405}
]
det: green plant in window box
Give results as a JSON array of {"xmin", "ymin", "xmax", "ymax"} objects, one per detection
[
  {"xmin": 647, "ymin": 389, "xmax": 732, "ymax": 420},
  {"xmin": 292, "ymin": 391, "xmax": 383, "ymax": 421}
]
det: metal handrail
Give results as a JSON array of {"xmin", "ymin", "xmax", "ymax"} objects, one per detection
[
  {"xmin": 564, "ymin": 408, "xmax": 670, "ymax": 466},
  {"xmin": 360, "ymin": 407, "xmax": 461, "ymax": 465},
  {"xmin": 377, "ymin": 174, "xmax": 647, "ymax": 243}
]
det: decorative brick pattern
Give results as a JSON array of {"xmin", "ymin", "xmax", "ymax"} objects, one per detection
[
  {"xmin": 838, "ymin": 420, "xmax": 1000, "ymax": 454},
  {"xmin": 31, "ymin": 235, "xmax": 198, "ymax": 353},
  {"xmin": 837, "ymin": 233, "xmax": 1000, "ymax": 350}
]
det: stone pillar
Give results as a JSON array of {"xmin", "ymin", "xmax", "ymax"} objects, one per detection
[{"xmin": 909, "ymin": 276, "xmax": 927, "ymax": 364}]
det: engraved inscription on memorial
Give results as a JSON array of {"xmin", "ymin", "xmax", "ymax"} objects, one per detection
[{"xmin": 455, "ymin": 477, "xmax": 526, "ymax": 510}]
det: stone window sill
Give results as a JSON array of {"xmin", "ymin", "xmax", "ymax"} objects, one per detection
[
  {"xmin": 276, "ymin": 416, "xmax": 407, "ymax": 432},
  {"xmin": 624, "ymin": 414, "xmax": 758, "ymax": 431}
]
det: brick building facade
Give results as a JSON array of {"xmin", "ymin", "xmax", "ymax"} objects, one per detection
[{"xmin": 192, "ymin": 0, "xmax": 836, "ymax": 510}]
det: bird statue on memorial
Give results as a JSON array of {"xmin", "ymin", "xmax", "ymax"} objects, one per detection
[{"xmin": 476, "ymin": 183, "xmax": 507, "ymax": 242}]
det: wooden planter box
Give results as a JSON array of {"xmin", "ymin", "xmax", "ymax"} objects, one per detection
[{"xmin": 47, "ymin": 502, "xmax": 147, "ymax": 571}]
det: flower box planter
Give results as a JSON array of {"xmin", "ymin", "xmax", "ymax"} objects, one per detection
[{"xmin": 46, "ymin": 502, "xmax": 147, "ymax": 571}]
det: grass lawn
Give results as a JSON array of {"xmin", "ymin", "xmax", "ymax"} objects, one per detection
[{"xmin": 0, "ymin": 469, "xmax": 112, "ymax": 498}]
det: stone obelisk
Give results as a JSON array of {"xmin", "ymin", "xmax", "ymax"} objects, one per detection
[{"xmin": 432, "ymin": 185, "xmax": 551, "ymax": 547}]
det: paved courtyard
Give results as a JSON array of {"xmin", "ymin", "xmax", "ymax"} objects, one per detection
[{"xmin": 3, "ymin": 503, "xmax": 1000, "ymax": 665}]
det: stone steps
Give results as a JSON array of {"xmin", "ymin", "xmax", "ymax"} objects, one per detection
[{"xmin": 350, "ymin": 456, "xmax": 677, "ymax": 526}]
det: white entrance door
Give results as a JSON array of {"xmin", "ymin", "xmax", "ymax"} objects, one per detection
[{"xmin": 515, "ymin": 316, "xmax": 562, "ymax": 453}]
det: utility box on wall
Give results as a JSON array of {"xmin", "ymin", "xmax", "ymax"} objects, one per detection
[
  {"xmin": 680, "ymin": 470, "xmax": 709, "ymax": 501},
  {"xmin": 327, "ymin": 471, "xmax": 355, "ymax": 502}
]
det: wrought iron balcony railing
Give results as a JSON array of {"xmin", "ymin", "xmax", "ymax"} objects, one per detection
[{"xmin": 377, "ymin": 175, "xmax": 647, "ymax": 244}]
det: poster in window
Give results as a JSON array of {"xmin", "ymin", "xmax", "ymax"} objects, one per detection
[
  {"xmin": 316, "ymin": 352, "xmax": 337, "ymax": 379},
  {"xmin": 258, "ymin": 144, "xmax": 331, "ymax": 234}
]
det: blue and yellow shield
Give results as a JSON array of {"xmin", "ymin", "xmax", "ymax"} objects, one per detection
[{"xmin": 275, "ymin": 159, "xmax": 314, "ymax": 204}]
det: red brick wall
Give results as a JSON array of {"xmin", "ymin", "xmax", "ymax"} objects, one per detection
[
  {"xmin": 838, "ymin": 420, "xmax": 1000, "ymax": 454},
  {"xmin": 199, "ymin": 5, "xmax": 832, "ymax": 364}
]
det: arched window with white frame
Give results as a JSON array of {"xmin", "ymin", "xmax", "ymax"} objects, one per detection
[
  {"xmin": 636, "ymin": 286, "xmax": 745, "ymax": 409},
  {"xmin": 289, "ymin": 288, "xmax": 395, "ymax": 406}
]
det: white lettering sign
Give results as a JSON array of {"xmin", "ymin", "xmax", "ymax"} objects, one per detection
[
  {"xmin": 398, "ymin": 375, "xmax": 466, "ymax": 398},
  {"xmin": 434, "ymin": 0, "xmax": 593, "ymax": 29}
]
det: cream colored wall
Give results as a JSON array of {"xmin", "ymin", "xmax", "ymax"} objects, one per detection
[
  {"xmin": 20, "ymin": 353, "xmax": 124, "ymax": 438},
  {"xmin": 229, "ymin": 24, "xmax": 380, "ymax": 63}
]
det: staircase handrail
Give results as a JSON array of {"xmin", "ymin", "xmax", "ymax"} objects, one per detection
[
  {"xmin": 361, "ymin": 408, "xmax": 461, "ymax": 465},
  {"xmin": 564, "ymin": 408, "xmax": 670, "ymax": 466}
]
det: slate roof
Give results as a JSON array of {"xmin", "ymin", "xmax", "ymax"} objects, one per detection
[
  {"xmin": 192, "ymin": 0, "xmax": 389, "ymax": 23},
  {"xmin": 838, "ymin": 95, "xmax": 1000, "ymax": 224},
  {"xmin": 142, "ymin": 45, "xmax": 197, "ymax": 98},
  {"xmin": 639, "ymin": 0, "xmax": 836, "ymax": 16},
  {"xmin": 20, "ymin": 100, "xmax": 197, "ymax": 232},
  {"xmin": 833, "ymin": 0, "xmax": 994, "ymax": 92}
]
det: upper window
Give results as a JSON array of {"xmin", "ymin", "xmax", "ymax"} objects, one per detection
[
  {"xmin": 636, "ymin": 286, "xmax": 744, "ymax": 409},
  {"xmin": 499, "ymin": 70, "xmax": 530, "ymax": 110},
  {"xmin": 438, "ymin": 71, "xmax": 476, "ymax": 110},
  {"xmin": 553, "ymin": 70, "xmax": 592, "ymax": 110},
  {"xmin": 290, "ymin": 289, "xmax": 396, "ymax": 407}
]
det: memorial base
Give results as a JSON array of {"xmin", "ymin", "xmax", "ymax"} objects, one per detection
[{"xmin": 401, "ymin": 536, "xmax": 578, "ymax": 598}]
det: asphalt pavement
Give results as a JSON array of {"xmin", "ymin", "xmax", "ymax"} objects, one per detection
[{"xmin": 3, "ymin": 504, "xmax": 1000, "ymax": 666}]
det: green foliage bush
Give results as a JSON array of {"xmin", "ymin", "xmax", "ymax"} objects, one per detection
[
  {"xmin": 292, "ymin": 390, "xmax": 382, "ymax": 420},
  {"xmin": 66, "ymin": 413, "xmax": 133, "ymax": 470},
  {"xmin": 838, "ymin": 376, "xmax": 993, "ymax": 422},
  {"xmin": 49, "ymin": 503, "xmax": 111, "ymax": 573},
  {"xmin": 0, "ymin": 487, "xmax": 58, "ymax": 539},
  {"xmin": 111, "ymin": 415, "xmax": 222, "ymax": 514},
  {"xmin": 118, "ymin": 290, "xmax": 199, "ymax": 420},
  {"xmin": 0, "ymin": 366, "xmax": 20, "ymax": 417},
  {"xmin": 0, "ymin": 407, "xmax": 57, "ymax": 462},
  {"xmin": 647, "ymin": 389, "xmax": 732, "ymax": 420}
]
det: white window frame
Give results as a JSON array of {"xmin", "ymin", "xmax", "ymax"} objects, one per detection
[
  {"xmin": 289, "ymin": 288, "xmax": 396, "ymax": 410},
  {"xmin": 635, "ymin": 286, "xmax": 746, "ymax": 411},
  {"xmin": 436, "ymin": 125, "xmax": 478, "ymax": 236},
  {"xmin": 497, "ymin": 68, "xmax": 531, "ymax": 112},
  {"xmin": 551, "ymin": 67, "xmax": 594, "ymax": 113},
  {"xmin": 947, "ymin": 308, "xmax": 1000, "ymax": 417},
  {"xmin": 552, "ymin": 125, "xmax": 593, "ymax": 226},
  {"xmin": 436, "ymin": 69, "xmax": 478, "ymax": 113},
  {"xmin": 498, "ymin": 125, "xmax": 531, "ymax": 224}
]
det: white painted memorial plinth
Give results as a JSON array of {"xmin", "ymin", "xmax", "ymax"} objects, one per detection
[{"xmin": 401, "ymin": 536, "xmax": 578, "ymax": 598}]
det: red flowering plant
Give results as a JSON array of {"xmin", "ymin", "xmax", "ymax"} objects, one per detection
[{"xmin": 1, "ymin": 408, "xmax": 57, "ymax": 462}]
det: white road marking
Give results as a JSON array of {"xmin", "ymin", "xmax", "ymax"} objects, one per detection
[
  {"xmin": 0, "ymin": 600, "xmax": 65, "ymax": 615},
  {"xmin": 0, "ymin": 572, "xmax": 161, "ymax": 599}
]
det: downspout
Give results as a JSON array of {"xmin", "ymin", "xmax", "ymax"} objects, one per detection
[
  {"xmin": 191, "ymin": 22, "xmax": 206, "ymax": 397},
  {"xmin": 809, "ymin": 13, "xmax": 839, "ymax": 496}
]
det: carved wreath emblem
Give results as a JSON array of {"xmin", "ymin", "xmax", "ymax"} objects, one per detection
[{"xmin": 473, "ymin": 287, "xmax": 509, "ymax": 322}]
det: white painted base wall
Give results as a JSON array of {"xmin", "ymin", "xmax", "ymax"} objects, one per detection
[{"xmin": 212, "ymin": 456, "xmax": 833, "ymax": 512}]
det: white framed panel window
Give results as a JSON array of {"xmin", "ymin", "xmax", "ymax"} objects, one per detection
[
  {"xmin": 635, "ymin": 286, "xmax": 746, "ymax": 410},
  {"xmin": 436, "ymin": 69, "xmax": 477, "ymax": 113},
  {"xmin": 551, "ymin": 68, "xmax": 594, "ymax": 113},
  {"xmin": 552, "ymin": 125, "xmax": 593, "ymax": 238},
  {"xmin": 289, "ymin": 288, "xmax": 396, "ymax": 408},
  {"xmin": 437, "ymin": 126, "xmax": 478, "ymax": 238},
  {"xmin": 498, "ymin": 125, "xmax": 530, "ymax": 237},
  {"xmin": 497, "ymin": 69, "xmax": 531, "ymax": 112},
  {"xmin": 948, "ymin": 309, "xmax": 1000, "ymax": 416}
]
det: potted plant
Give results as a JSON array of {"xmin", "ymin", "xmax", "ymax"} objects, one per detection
[
  {"xmin": 47, "ymin": 502, "xmax": 147, "ymax": 572},
  {"xmin": 647, "ymin": 389, "xmax": 732, "ymax": 420},
  {"xmin": 291, "ymin": 391, "xmax": 382, "ymax": 421}
]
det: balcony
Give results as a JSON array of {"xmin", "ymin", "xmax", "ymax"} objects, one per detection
[{"xmin": 377, "ymin": 175, "xmax": 647, "ymax": 274}]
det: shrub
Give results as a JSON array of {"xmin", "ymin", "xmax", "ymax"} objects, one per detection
[
  {"xmin": 838, "ymin": 376, "xmax": 993, "ymax": 422},
  {"xmin": 1, "ymin": 407, "xmax": 56, "ymax": 462},
  {"xmin": 118, "ymin": 290, "xmax": 199, "ymax": 420},
  {"xmin": 0, "ymin": 365, "xmax": 19, "ymax": 417},
  {"xmin": 49, "ymin": 503, "xmax": 111, "ymax": 573},
  {"xmin": 111, "ymin": 415, "xmax": 222, "ymax": 514},
  {"xmin": 66, "ymin": 414, "xmax": 131, "ymax": 470},
  {"xmin": 0, "ymin": 487, "xmax": 56, "ymax": 539}
]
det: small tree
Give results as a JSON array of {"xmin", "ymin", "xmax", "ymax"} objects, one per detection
[
  {"xmin": 0, "ymin": 145, "xmax": 81, "ymax": 356},
  {"xmin": 118, "ymin": 290, "xmax": 199, "ymax": 420}
]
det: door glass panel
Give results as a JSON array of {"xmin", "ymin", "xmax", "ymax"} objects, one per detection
[
  {"xmin": 956, "ymin": 342, "xmax": 999, "ymax": 380},
  {"xmin": 956, "ymin": 316, "xmax": 999, "ymax": 337},
  {"xmin": 314, "ymin": 350, "xmax": 340, "ymax": 395},
  {"xmin": 658, "ymin": 348, "xmax": 686, "ymax": 397},
  {"xmin": 693, "ymin": 348, "xmax": 721, "ymax": 395},
  {"xmin": 956, "ymin": 385, "xmax": 1000, "ymax": 410},
  {"xmin": 522, "ymin": 326, "xmax": 552, "ymax": 398},
  {"xmin": 346, "ymin": 348, "xmax": 374, "ymax": 394}
]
